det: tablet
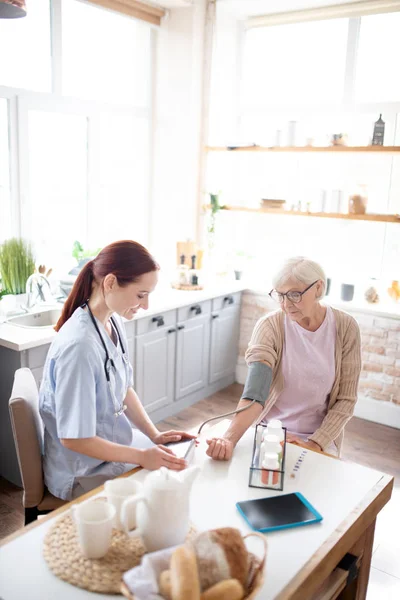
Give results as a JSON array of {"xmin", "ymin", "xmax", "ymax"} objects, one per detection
[
  {"xmin": 236, "ymin": 492, "xmax": 323, "ymax": 533},
  {"xmin": 165, "ymin": 439, "xmax": 196, "ymax": 461}
]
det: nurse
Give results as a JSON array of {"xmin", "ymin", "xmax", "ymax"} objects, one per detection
[{"xmin": 39, "ymin": 240, "xmax": 195, "ymax": 500}]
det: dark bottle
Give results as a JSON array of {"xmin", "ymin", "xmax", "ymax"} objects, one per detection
[
  {"xmin": 190, "ymin": 254, "xmax": 198, "ymax": 285},
  {"xmin": 372, "ymin": 114, "xmax": 385, "ymax": 146}
]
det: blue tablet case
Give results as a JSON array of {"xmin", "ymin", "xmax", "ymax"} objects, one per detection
[{"xmin": 236, "ymin": 492, "xmax": 323, "ymax": 533}]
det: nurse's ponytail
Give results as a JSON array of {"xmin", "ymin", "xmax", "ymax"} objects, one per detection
[{"xmin": 55, "ymin": 240, "xmax": 159, "ymax": 332}]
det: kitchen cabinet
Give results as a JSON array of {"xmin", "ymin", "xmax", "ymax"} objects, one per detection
[
  {"xmin": 135, "ymin": 312, "xmax": 176, "ymax": 413},
  {"xmin": 209, "ymin": 293, "xmax": 241, "ymax": 384},
  {"xmin": 175, "ymin": 306, "xmax": 210, "ymax": 400}
]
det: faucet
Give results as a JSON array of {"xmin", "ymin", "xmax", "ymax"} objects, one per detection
[{"xmin": 25, "ymin": 274, "xmax": 53, "ymax": 311}]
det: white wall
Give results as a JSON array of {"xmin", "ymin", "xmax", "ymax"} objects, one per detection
[{"xmin": 150, "ymin": 2, "xmax": 208, "ymax": 270}]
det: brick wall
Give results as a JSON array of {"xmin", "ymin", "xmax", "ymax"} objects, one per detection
[{"xmin": 238, "ymin": 290, "xmax": 400, "ymax": 408}]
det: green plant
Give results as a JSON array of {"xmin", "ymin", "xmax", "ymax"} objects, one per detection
[
  {"xmin": 72, "ymin": 240, "xmax": 102, "ymax": 263},
  {"xmin": 0, "ymin": 238, "xmax": 35, "ymax": 295},
  {"xmin": 207, "ymin": 192, "xmax": 225, "ymax": 237},
  {"xmin": 0, "ymin": 288, "xmax": 10, "ymax": 301},
  {"xmin": 72, "ymin": 240, "xmax": 84, "ymax": 263}
]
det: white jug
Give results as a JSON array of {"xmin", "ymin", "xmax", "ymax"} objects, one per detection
[{"xmin": 121, "ymin": 466, "xmax": 200, "ymax": 552}]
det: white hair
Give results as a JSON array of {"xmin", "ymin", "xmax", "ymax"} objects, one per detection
[{"xmin": 272, "ymin": 256, "xmax": 327, "ymax": 300}]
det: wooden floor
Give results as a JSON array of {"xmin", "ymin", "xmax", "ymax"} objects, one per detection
[{"xmin": 0, "ymin": 383, "xmax": 399, "ymax": 542}]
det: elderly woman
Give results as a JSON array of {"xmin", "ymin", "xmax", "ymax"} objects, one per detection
[{"xmin": 206, "ymin": 257, "xmax": 361, "ymax": 460}]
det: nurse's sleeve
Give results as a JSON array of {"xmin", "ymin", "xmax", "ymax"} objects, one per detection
[{"xmin": 53, "ymin": 341, "xmax": 99, "ymax": 439}]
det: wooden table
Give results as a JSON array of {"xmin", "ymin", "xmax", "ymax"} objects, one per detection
[{"xmin": 0, "ymin": 428, "xmax": 393, "ymax": 600}]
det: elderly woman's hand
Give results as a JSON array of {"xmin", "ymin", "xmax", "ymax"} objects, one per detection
[
  {"xmin": 286, "ymin": 433, "xmax": 322, "ymax": 451},
  {"xmin": 206, "ymin": 437, "xmax": 234, "ymax": 461}
]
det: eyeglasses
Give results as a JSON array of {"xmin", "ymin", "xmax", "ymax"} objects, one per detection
[{"xmin": 269, "ymin": 280, "xmax": 319, "ymax": 304}]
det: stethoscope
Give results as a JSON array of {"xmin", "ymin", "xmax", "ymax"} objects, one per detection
[{"xmin": 83, "ymin": 302, "xmax": 129, "ymax": 418}]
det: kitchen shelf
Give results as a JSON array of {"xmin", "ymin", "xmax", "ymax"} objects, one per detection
[
  {"xmin": 210, "ymin": 205, "xmax": 400, "ymax": 224},
  {"xmin": 206, "ymin": 145, "xmax": 400, "ymax": 153}
]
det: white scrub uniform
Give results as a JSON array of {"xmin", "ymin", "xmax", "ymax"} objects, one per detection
[{"xmin": 39, "ymin": 307, "xmax": 152, "ymax": 500}]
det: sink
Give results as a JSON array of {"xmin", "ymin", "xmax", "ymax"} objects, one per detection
[{"xmin": 7, "ymin": 308, "xmax": 62, "ymax": 328}]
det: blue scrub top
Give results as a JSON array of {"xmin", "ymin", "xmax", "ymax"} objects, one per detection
[{"xmin": 39, "ymin": 307, "xmax": 136, "ymax": 500}]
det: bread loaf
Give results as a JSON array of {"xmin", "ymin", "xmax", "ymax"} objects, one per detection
[
  {"xmin": 189, "ymin": 527, "xmax": 249, "ymax": 591},
  {"xmin": 159, "ymin": 570, "xmax": 172, "ymax": 600},
  {"xmin": 170, "ymin": 546, "xmax": 201, "ymax": 600},
  {"xmin": 200, "ymin": 578, "xmax": 244, "ymax": 600}
]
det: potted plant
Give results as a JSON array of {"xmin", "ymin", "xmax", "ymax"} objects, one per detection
[
  {"xmin": 69, "ymin": 241, "xmax": 102, "ymax": 275},
  {"xmin": 0, "ymin": 238, "xmax": 35, "ymax": 311},
  {"xmin": 206, "ymin": 192, "xmax": 226, "ymax": 245},
  {"xmin": 233, "ymin": 249, "xmax": 252, "ymax": 280}
]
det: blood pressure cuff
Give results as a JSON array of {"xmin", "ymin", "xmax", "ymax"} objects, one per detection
[{"xmin": 240, "ymin": 362, "xmax": 273, "ymax": 408}]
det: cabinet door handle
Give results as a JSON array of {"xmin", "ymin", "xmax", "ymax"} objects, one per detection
[
  {"xmin": 212, "ymin": 314, "xmax": 219, "ymax": 319},
  {"xmin": 223, "ymin": 296, "xmax": 234, "ymax": 305},
  {"xmin": 152, "ymin": 316, "xmax": 165, "ymax": 327},
  {"xmin": 168, "ymin": 328, "xmax": 176, "ymax": 334},
  {"xmin": 177, "ymin": 325, "xmax": 185, "ymax": 330},
  {"xmin": 190, "ymin": 304, "xmax": 202, "ymax": 315}
]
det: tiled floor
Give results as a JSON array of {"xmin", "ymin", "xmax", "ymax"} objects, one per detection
[{"xmin": 1, "ymin": 382, "xmax": 399, "ymax": 598}]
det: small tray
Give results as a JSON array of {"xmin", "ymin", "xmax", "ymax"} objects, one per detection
[{"xmin": 248, "ymin": 424, "xmax": 287, "ymax": 491}]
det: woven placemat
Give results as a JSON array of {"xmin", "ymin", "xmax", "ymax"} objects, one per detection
[{"xmin": 43, "ymin": 511, "xmax": 196, "ymax": 595}]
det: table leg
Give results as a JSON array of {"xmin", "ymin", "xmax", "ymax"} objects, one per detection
[
  {"xmin": 339, "ymin": 519, "xmax": 376, "ymax": 600},
  {"xmin": 355, "ymin": 519, "xmax": 376, "ymax": 600}
]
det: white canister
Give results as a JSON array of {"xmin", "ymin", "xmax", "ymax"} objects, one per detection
[
  {"xmin": 265, "ymin": 419, "xmax": 285, "ymax": 445},
  {"xmin": 287, "ymin": 121, "xmax": 297, "ymax": 146},
  {"xmin": 261, "ymin": 452, "xmax": 280, "ymax": 487},
  {"xmin": 261, "ymin": 434, "xmax": 283, "ymax": 465}
]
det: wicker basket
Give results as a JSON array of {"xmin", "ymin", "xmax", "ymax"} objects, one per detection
[{"xmin": 120, "ymin": 531, "xmax": 267, "ymax": 600}]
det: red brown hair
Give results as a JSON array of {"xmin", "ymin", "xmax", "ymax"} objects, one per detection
[{"xmin": 55, "ymin": 240, "xmax": 159, "ymax": 331}]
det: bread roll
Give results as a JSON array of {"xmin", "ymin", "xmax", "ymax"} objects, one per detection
[
  {"xmin": 170, "ymin": 546, "xmax": 201, "ymax": 600},
  {"xmin": 190, "ymin": 527, "xmax": 248, "ymax": 591},
  {"xmin": 200, "ymin": 579, "xmax": 244, "ymax": 600},
  {"xmin": 159, "ymin": 570, "xmax": 172, "ymax": 600}
]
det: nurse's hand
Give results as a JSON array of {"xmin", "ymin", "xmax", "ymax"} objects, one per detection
[
  {"xmin": 140, "ymin": 445, "xmax": 188, "ymax": 471},
  {"xmin": 151, "ymin": 430, "xmax": 197, "ymax": 445},
  {"xmin": 206, "ymin": 437, "xmax": 234, "ymax": 461}
]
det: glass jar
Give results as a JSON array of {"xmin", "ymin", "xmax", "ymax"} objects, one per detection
[{"xmin": 348, "ymin": 184, "xmax": 368, "ymax": 215}]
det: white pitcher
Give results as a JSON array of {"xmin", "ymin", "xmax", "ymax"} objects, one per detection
[{"xmin": 121, "ymin": 466, "xmax": 200, "ymax": 552}]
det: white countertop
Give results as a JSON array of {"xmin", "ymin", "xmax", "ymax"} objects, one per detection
[
  {"xmin": 0, "ymin": 282, "xmax": 246, "ymax": 352},
  {"xmin": 0, "ymin": 426, "xmax": 391, "ymax": 600},
  {"xmin": 2, "ymin": 279, "xmax": 398, "ymax": 352}
]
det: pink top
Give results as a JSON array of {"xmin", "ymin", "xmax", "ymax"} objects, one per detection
[{"xmin": 267, "ymin": 306, "xmax": 336, "ymax": 440}]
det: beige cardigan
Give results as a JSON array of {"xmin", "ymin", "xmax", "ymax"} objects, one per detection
[{"xmin": 245, "ymin": 307, "xmax": 361, "ymax": 454}]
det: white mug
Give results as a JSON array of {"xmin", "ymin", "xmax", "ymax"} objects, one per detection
[
  {"xmin": 72, "ymin": 500, "xmax": 116, "ymax": 559},
  {"xmin": 104, "ymin": 478, "xmax": 143, "ymax": 530}
]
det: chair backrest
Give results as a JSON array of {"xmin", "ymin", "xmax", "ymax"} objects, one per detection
[{"xmin": 9, "ymin": 368, "xmax": 44, "ymax": 507}]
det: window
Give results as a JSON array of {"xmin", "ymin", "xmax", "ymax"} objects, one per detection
[
  {"xmin": 26, "ymin": 110, "xmax": 88, "ymax": 266},
  {"xmin": 89, "ymin": 114, "xmax": 150, "ymax": 248},
  {"xmin": 0, "ymin": 0, "xmax": 51, "ymax": 92},
  {"xmin": 62, "ymin": 0, "xmax": 151, "ymax": 106},
  {"xmin": 0, "ymin": 99, "xmax": 11, "ymax": 243},
  {"xmin": 0, "ymin": 0, "xmax": 153, "ymax": 266},
  {"xmin": 241, "ymin": 19, "xmax": 348, "ymax": 108},
  {"xmin": 355, "ymin": 12, "xmax": 400, "ymax": 103}
]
